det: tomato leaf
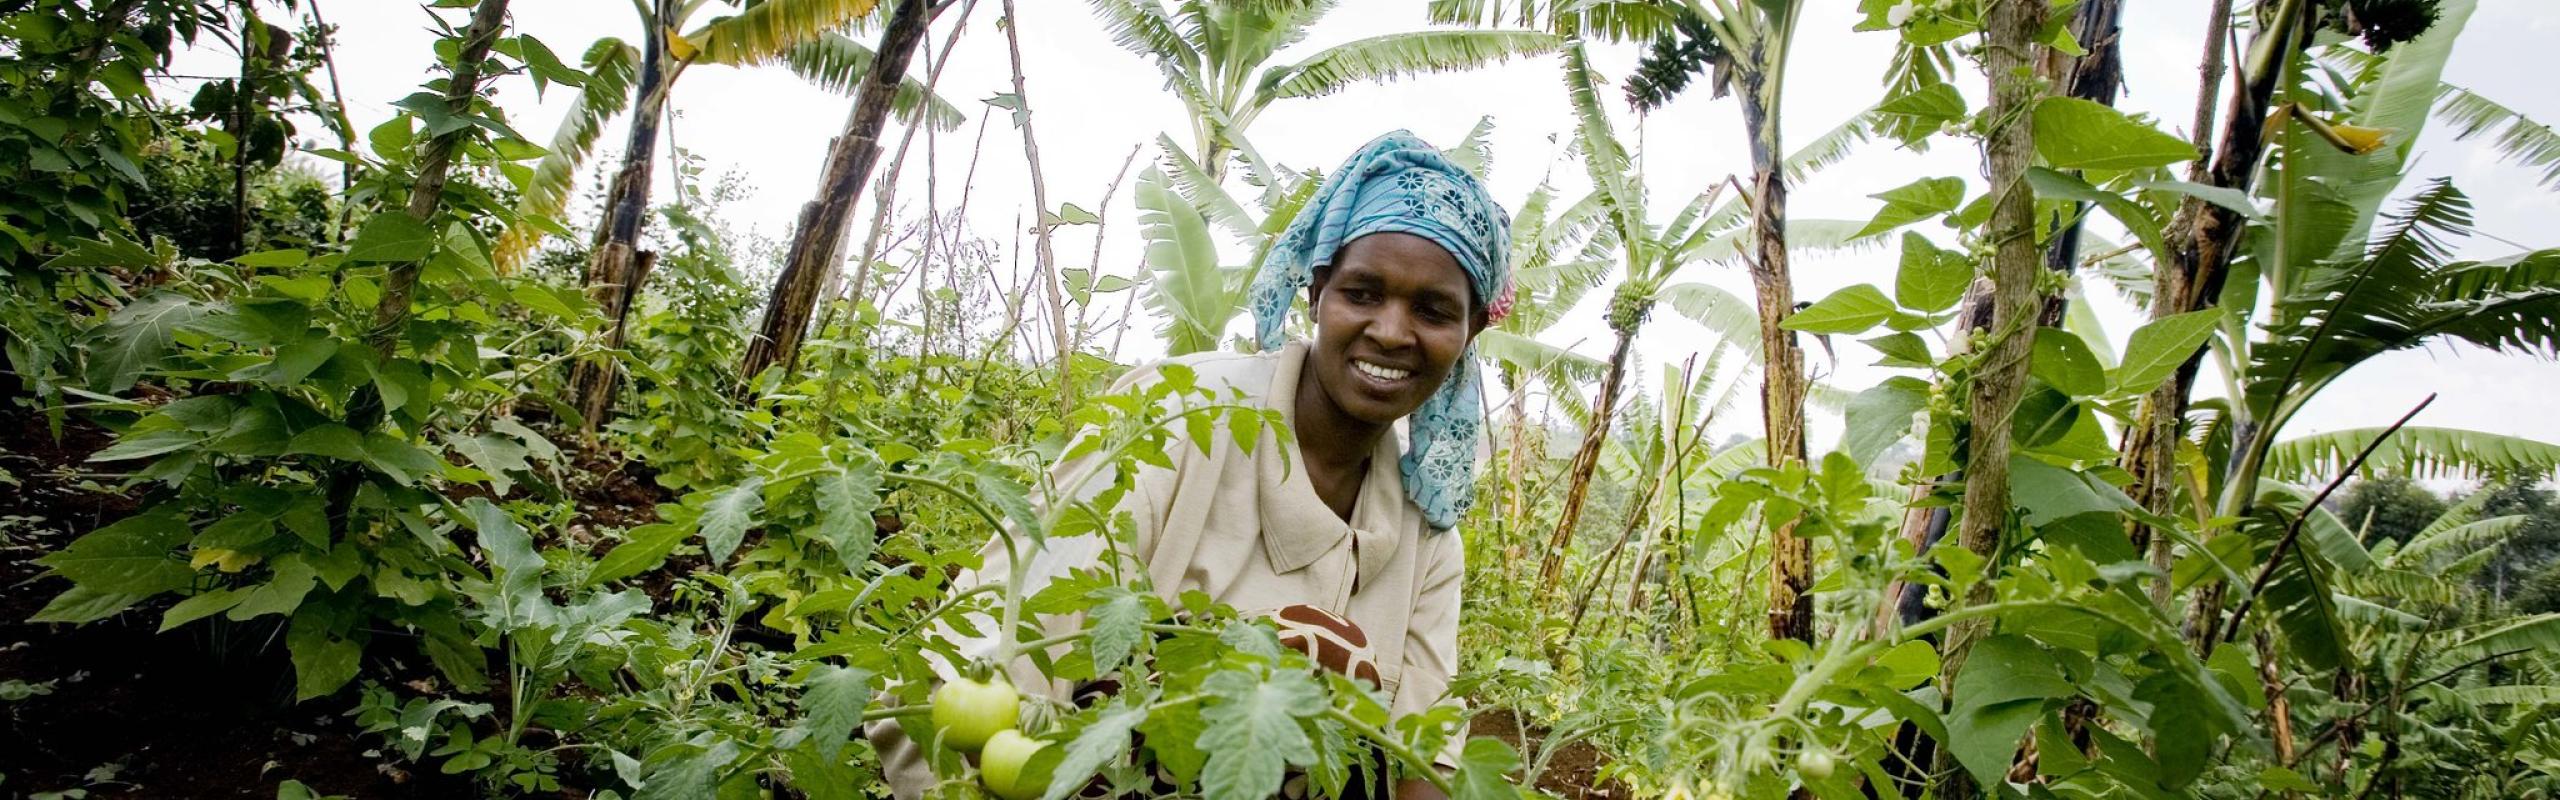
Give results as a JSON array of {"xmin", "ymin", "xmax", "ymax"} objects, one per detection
[
  {"xmin": 797, "ymin": 664, "xmax": 875, "ymax": 759},
  {"xmin": 1086, "ymin": 589, "xmax": 1148, "ymax": 676},
  {"xmin": 1043, "ymin": 702, "xmax": 1148, "ymax": 800},
  {"xmin": 590, "ymin": 522, "xmax": 689, "ymax": 585},
  {"xmin": 813, "ymin": 451, "xmax": 884, "ymax": 570},
  {"xmin": 697, "ymin": 477, "xmax": 767, "ymax": 563},
  {"xmin": 1195, "ymin": 670, "xmax": 1323, "ymax": 800}
]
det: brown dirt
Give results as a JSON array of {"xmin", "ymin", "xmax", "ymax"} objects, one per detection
[
  {"xmin": 0, "ymin": 405, "xmax": 470, "ymax": 799},
  {"xmin": 1471, "ymin": 709, "xmax": 1633, "ymax": 799},
  {"xmin": 557, "ymin": 439, "xmax": 665, "ymax": 534}
]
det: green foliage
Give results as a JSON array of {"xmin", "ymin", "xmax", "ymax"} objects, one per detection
[
  {"xmin": 2339, "ymin": 476, "xmax": 2449, "ymax": 547},
  {"xmin": 12, "ymin": 2, "xmax": 2560, "ymax": 799}
]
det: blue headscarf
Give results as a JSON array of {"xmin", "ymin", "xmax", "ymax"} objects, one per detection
[{"xmin": 1247, "ymin": 131, "xmax": 1512, "ymax": 532}]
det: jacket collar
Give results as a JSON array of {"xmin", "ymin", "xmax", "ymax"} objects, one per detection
[{"xmin": 1258, "ymin": 342, "xmax": 1407, "ymax": 577}]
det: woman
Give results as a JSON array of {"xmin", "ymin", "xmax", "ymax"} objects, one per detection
[{"xmin": 873, "ymin": 131, "xmax": 1511, "ymax": 799}]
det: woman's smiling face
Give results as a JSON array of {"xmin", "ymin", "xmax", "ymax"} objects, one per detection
[{"xmin": 1305, "ymin": 231, "xmax": 1483, "ymax": 426}]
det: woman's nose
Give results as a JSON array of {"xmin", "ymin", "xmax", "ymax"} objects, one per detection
[{"xmin": 1366, "ymin": 303, "xmax": 1416, "ymax": 349}]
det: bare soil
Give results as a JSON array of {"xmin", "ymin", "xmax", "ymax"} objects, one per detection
[{"xmin": 1469, "ymin": 710, "xmax": 1633, "ymax": 799}]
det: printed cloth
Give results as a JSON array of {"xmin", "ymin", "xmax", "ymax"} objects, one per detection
[{"xmin": 1246, "ymin": 130, "xmax": 1514, "ymax": 531}]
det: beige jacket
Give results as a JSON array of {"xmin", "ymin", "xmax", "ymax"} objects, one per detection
[{"xmin": 869, "ymin": 342, "xmax": 1468, "ymax": 797}]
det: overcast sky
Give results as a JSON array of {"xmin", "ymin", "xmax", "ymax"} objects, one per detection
[{"xmin": 187, "ymin": 1, "xmax": 2560, "ymax": 469}]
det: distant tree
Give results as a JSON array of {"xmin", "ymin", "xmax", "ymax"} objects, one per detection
[
  {"xmin": 2473, "ymin": 479, "xmax": 2560, "ymax": 605},
  {"xmin": 2517, "ymin": 559, "xmax": 2560, "ymax": 615},
  {"xmin": 2338, "ymin": 475, "xmax": 2448, "ymax": 547}
]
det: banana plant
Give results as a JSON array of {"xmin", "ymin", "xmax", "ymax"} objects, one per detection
[
  {"xmin": 1088, "ymin": 0, "xmax": 1557, "ymax": 186},
  {"xmin": 2242, "ymin": 481, "xmax": 2560, "ymax": 794},
  {"xmin": 496, "ymin": 0, "xmax": 959, "ymax": 272},
  {"xmin": 2085, "ymin": 0, "xmax": 2560, "ymax": 683},
  {"xmin": 1130, "ymin": 120, "xmax": 1497, "ymax": 356},
  {"xmin": 1527, "ymin": 40, "xmax": 1760, "ymax": 601},
  {"xmin": 494, "ymin": 0, "xmax": 963, "ymax": 430},
  {"xmin": 1466, "ymin": 0, "xmax": 1830, "ymax": 640}
]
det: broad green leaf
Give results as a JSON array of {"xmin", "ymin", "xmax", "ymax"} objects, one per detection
[
  {"xmin": 2009, "ymin": 456, "xmax": 2117, "ymax": 526},
  {"xmin": 2032, "ymin": 97, "xmax": 2199, "ymax": 170},
  {"xmin": 2112, "ymin": 309, "xmax": 2222, "ymax": 395},
  {"xmin": 1043, "ymin": 703, "xmax": 1148, "ymax": 800},
  {"xmin": 2138, "ymin": 179, "xmax": 2262, "ymax": 220},
  {"xmin": 264, "ymin": 336, "xmax": 337, "ymax": 387},
  {"xmin": 1086, "ymin": 590, "xmax": 1147, "ymax": 676},
  {"xmin": 233, "ymin": 248, "xmax": 308, "ymax": 268},
  {"xmin": 89, "ymin": 430, "xmax": 205, "ymax": 462},
  {"xmin": 1874, "ymin": 640, "xmax": 1941, "ymax": 689},
  {"xmin": 90, "ymin": 293, "xmax": 208, "ymax": 392},
  {"xmin": 2142, "ymin": 674, "xmax": 2213, "ymax": 787},
  {"xmin": 1783, "ymin": 284, "xmax": 1896, "ymax": 335},
  {"xmin": 346, "ymin": 213, "xmax": 436, "ymax": 263},
  {"xmin": 160, "ymin": 587, "xmax": 251, "ymax": 631},
  {"xmin": 2030, "ymin": 328, "xmax": 2106, "ymax": 396},
  {"xmin": 1894, "ymin": 232, "xmax": 1971, "ymax": 313},
  {"xmin": 2263, "ymin": 427, "xmax": 2560, "ymax": 482},
  {"xmin": 697, "ymin": 478, "xmax": 767, "ymax": 563},
  {"xmin": 974, "ymin": 469, "xmax": 1042, "ymax": 544},
  {"xmin": 2462, "ymin": 685, "xmax": 2560, "ymax": 706},
  {"xmin": 1853, "ymin": 177, "xmax": 1966, "ymax": 238},
  {"xmin": 227, "ymin": 557, "xmax": 319, "ymax": 621},
  {"xmin": 287, "ymin": 424, "xmax": 368, "ymax": 462},
  {"xmin": 1042, "ymin": 202, "xmax": 1101, "ymax": 227},
  {"xmin": 784, "ymin": 740, "xmax": 868, "ymax": 800},
  {"xmin": 797, "ymin": 664, "xmax": 875, "ymax": 759},
  {"xmin": 1865, "ymin": 331, "xmax": 1934, "ymax": 368},
  {"xmin": 1450, "ymin": 736, "xmax": 1522, "ymax": 800},
  {"xmin": 1875, "ymin": 82, "xmax": 1967, "ymax": 143},
  {"xmin": 508, "ymin": 282, "xmax": 591, "ymax": 322},
  {"xmin": 361, "ymin": 433, "xmax": 443, "ymax": 486},
  {"xmin": 634, "ymin": 742, "xmax": 726, "ymax": 800},
  {"xmin": 2258, "ymin": 767, "xmax": 2324, "ymax": 793},
  {"xmin": 35, "ymin": 510, "xmax": 193, "ymax": 594},
  {"xmin": 1843, "ymin": 377, "xmax": 1929, "ymax": 466},
  {"xmin": 813, "ymin": 453, "xmax": 884, "ymax": 571},
  {"xmin": 463, "ymin": 497, "xmax": 540, "ymax": 598},
  {"xmin": 1946, "ymin": 635, "xmax": 2071, "ymax": 787},
  {"xmin": 287, "ymin": 611, "xmax": 362, "ymax": 700},
  {"xmin": 1948, "ymin": 700, "xmax": 2044, "ymax": 790},
  {"xmin": 2448, "ymin": 613, "xmax": 2560, "ymax": 658},
  {"xmin": 1196, "ymin": 670, "xmax": 1323, "ymax": 800},
  {"xmin": 30, "ymin": 585, "xmax": 147, "ymax": 623},
  {"xmin": 447, "ymin": 432, "xmax": 531, "ymax": 496},
  {"xmin": 591, "ymin": 522, "xmax": 689, "ymax": 585},
  {"xmin": 2025, "ymin": 168, "xmax": 2170, "ymax": 266}
]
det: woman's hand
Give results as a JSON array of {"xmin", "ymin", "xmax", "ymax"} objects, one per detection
[{"xmin": 1396, "ymin": 776, "xmax": 1449, "ymax": 800}]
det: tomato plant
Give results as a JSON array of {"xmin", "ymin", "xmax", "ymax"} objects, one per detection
[{"xmin": 932, "ymin": 674, "xmax": 1021, "ymax": 753}]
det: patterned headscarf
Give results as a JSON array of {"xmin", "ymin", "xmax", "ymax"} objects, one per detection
[{"xmin": 1248, "ymin": 131, "xmax": 1514, "ymax": 532}]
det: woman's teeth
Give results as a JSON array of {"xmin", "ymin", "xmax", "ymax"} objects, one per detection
[{"xmin": 1353, "ymin": 360, "xmax": 1411, "ymax": 381}]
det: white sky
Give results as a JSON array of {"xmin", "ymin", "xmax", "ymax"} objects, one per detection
[{"xmin": 182, "ymin": 0, "xmax": 2560, "ymax": 461}]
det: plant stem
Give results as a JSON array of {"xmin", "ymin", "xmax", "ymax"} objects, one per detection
[
  {"xmin": 1323, "ymin": 706, "xmax": 1459, "ymax": 797},
  {"xmin": 994, "ymin": 0, "xmax": 1074, "ymax": 415}
]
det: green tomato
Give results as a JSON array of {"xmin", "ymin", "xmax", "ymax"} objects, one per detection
[
  {"xmin": 979, "ymin": 728, "xmax": 1051, "ymax": 800},
  {"xmin": 931, "ymin": 674, "xmax": 1019, "ymax": 752},
  {"xmin": 1797, "ymin": 749, "xmax": 1836, "ymax": 780}
]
